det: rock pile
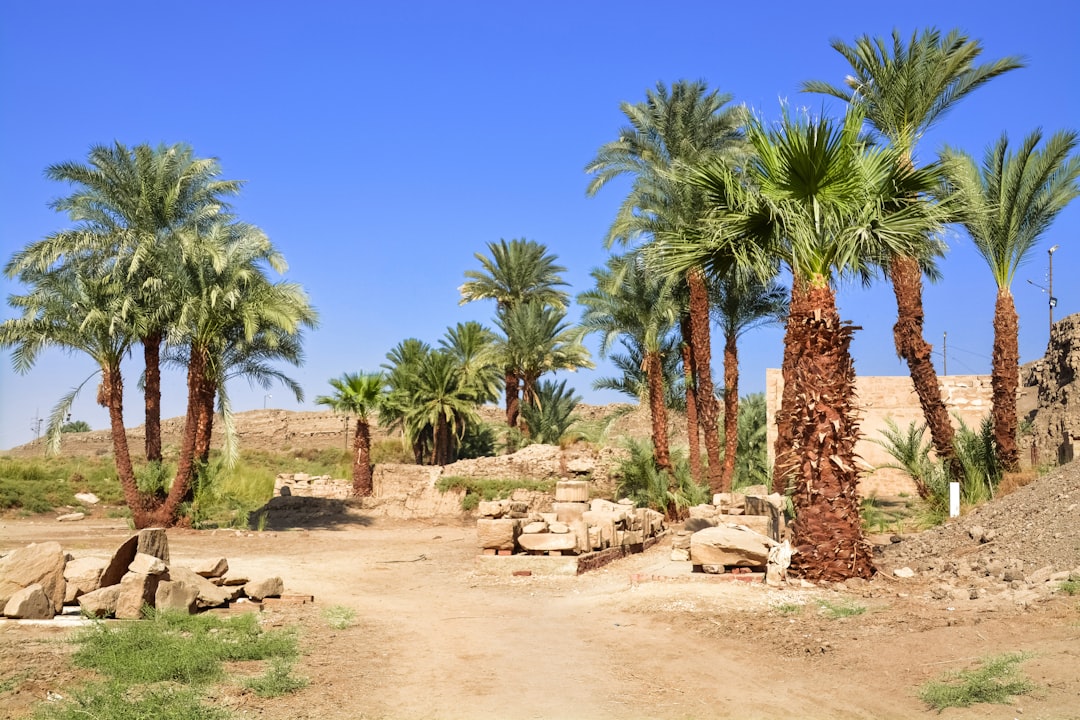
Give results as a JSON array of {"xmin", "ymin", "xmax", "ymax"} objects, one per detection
[
  {"xmin": 0, "ymin": 529, "xmax": 285, "ymax": 620},
  {"xmin": 476, "ymin": 480, "xmax": 666, "ymax": 557},
  {"xmin": 670, "ymin": 488, "xmax": 788, "ymax": 576}
]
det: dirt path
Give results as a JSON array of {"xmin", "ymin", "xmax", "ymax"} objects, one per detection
[{"xmin": 2, "ymin": 516, "xmax": 1079, "ymax": 720}]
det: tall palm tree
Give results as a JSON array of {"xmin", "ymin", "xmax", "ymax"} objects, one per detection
[
  {"xmin": 382, "ymin": 338, "xmax": 435, "ymax": 463},
  {"xmin": 401, "ymin": 350, "xmax": 481, "ymax": 466},
  {"xmin": 579, "ymin": 252, "xmax": 679, "ymax": 471},
  {"xmin": 712, "ymin": 271, "xmax": 788, "ymax": 491},
  {"xmin": 677, "ymin": 105, "xmax": 946, "ymax": 580},
  {"xmin": 459, "ymin": 238, "xmax": 570, "ymax": 428},
  {"xmin": 941, "ymin": 129, "xmax": 1080, "ymax": 470},
  {"xmin": 439, "ymin": 321, "xmax": 502, "ymax": 405},
  {"xmin": 316, "ymin": 372, "xmax": 387, "ymax": 496},
  {"xmin": 802, "ymin": 28, "xmax": 1024, "ymax": 479},
  {"xmin": 586, "ymin": 79, "xmax": 747, "ymax": 492},
  {"xmin": 9, "ymin": 142, "xmax": 242, "ymax": 462}
]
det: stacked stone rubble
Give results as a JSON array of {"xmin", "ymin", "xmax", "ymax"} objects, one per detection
[
  {"xmin": 476, "ymin": 480, "xmax": 666, "ymax": 556},
  {"xmin": 670, "ymin": 488, "xmax": 787, "ymax": 575},
  {"xmin": 0, "ymin": 529, "xmax": 285, "ymax": 620}
]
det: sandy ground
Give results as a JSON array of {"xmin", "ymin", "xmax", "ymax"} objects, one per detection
[{"xmin": 2, "ymin": 514, "xmax": 1079, "ymax": 720}]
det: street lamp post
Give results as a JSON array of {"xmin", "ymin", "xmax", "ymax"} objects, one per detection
[
  {"xmin": 263, "ymin": 394, "xmax": 272, "ymax": 409},
  {"xmin": 1049, "ymin": 244, "xmax": 1059, "ymax": 337}
]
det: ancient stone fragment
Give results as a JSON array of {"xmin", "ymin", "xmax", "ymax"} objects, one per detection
[
  {"xmin": 3, "ymin": 584, "xmax": 52, "ymax": 619},
  {"xmin": 0, "ymin": 541, "xmax": 66, "ymax": 613}
]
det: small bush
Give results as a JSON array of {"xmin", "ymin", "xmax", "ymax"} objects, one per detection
[
  {"xmin": 34, "ymin": 682, "xmax": 229, "ymax": 720},
  {"xmin": 918, "ymin": 652, "xmax": 1033, "ymax": 711},
  {"xmin": 322, "ymin": 605, "xmax": 357, "ymax": 630},
  {"xmin": 1057, "ymin": 576, "xmax": 1079, "ymax": 596},
  {"xmin": 614, "ymin": 439, "xmax": 708, "ymax": 517},
  {"xmin": 242, "ymin": 658, "xmax": 308, "ymax": 698},
  {"xmin": 437, "ymin": 476, "xmax": 555, "ymax": 510}
]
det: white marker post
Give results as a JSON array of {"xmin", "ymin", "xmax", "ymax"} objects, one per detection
[{"xmin": 949, "ymin": 482, "xmax": 960, "ymax": 518}]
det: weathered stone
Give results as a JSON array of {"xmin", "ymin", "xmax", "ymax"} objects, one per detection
[
  {"xmin": 588, "ymin": 499, "xmax": 629, "ymax": 522},
  {"xmin": 517, "ymin": 533, "xmax": 578, "ymax": 552},
  {"xmin": 477, "ymin": 500, "xmax": 509, "ymax": 518},
  {"xmin": 74, "ymin": 492, "xmax": 100, "ymax": 505},
  {"xmin": 672, "ymin": 531, "xmax": 693, "ymax": 551},
  {"xmin": 683, "ymin": 517, "xmax": 716, "ymax": 533},
  {"xmin": 554, "ymin": 480, "xmax": 589, "ymax": 502},
  {"xmin": 744, "ymin": 495, "xmax": 784, "ymax": 541},
  {"xmin": 191, "ymin": 558, "xmax": 229, "ymax": 579},
  {"xmin": 521, "ymin": 521, "xmax": 548, "ymax": 534},
  {"xmin": 154, "ymin": 580, "xmax": 198, "ymax": 614},
  {"xmin": 553, "ymin": 502, "xmax": 588, "ymax": 524},
  {"xmin": 244, "ymin": 576, "xmax": 284, "ymax": 601},
  {"xmin": 621, "ymin": 530, "xmax": 642, "ymax": 546},
  {"xmin": 477, "ymin": 519, "xmax": 518, "ymax": 551},
  {"xmin": 587, "ymin": 526, "xmax": 602, "ymax": 550},
  {"xmin": 136, "ymin": 528, "xmax": 170, "ymax": 564},
  {"xmin": 129, "ymin": 553, "xmax": 168, "ymax": 576},
  {"xmin": 740, "ymin": 485, "xmax": 770, "ymax": 497},
  {"xmin": 64, "ymin": 556, "xmax": 108, "ymax": 603},
  {"xmin": 688, "ymin": 504, "xmax": 718, "ymax": 519},
  {"xmin": 540, "ymin": 512, "xmax": 558, "ymax": 524},
  {"xmin": 78, "ymin": 584, "xmax": 122, "ymax": 618},
  {"xmin": 690, "ymin": 525, "xmax": 773, "ymax": 568},
  {"xmin": 731, "ymin": 515, "xmax": 776, "ymax": 541},
  {"xmin": 4, "ymin": 584, "xmax": 53, "ymax": 619},
  {"xmin": 745, "ymin": 493, "xmax": 785, "ymax": 512},
  {"xmin": 893, "ymin": 567, "xmax": 915, "ymax": 579},
  {"xmin": 56, "ymin": 512, "xmax": 86, "ymax": 522},
  {"xmin": 167, "ymin": 566, "xmax": 232, "ymax": 608},
  {"xmin": 115, "ymin": 572, "xmax": 160, "ymax": 619},
  {"xmin": 548, "ymin": 521, "xmax": 570, "ymax": 534},
  {"xmin": 671, "ymin": 548, "xmax": 690, "ymax": 562},
  {"xmin": 0, "ymin": 541, "xmax": 66, "ymax": 613},
  {"xmin": 713, "ymin": 493, "xmax": 746, "ymax": 512}
]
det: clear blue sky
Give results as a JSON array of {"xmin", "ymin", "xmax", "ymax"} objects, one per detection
[{"xmin": 2, "ymin": 1, "xmax": 1078, "ymax": 450}]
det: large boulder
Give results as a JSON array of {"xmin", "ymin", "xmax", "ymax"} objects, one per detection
[
  {"xmin": 690, "ymin": 524, "xmax": 774, "ymax": 569},
  {"xmin": 166, "ymin": 566, "xmax": 232, "ymax": 609},
  {"xmin": 115, "ymin": 572, "xmax": 161, "ymax": 619},
  {"xmin": 78, "ymin": 584, "xmax": 122, "ymax": 618},
  {"xmin": 3, "ymin": 584, "xmax": 53, "ymax": 619},
  {"xmin": 155, "ymin": 580, "xmax": 199, "ymax": 614},
  {"xmin": 63, "ymin": 556, "xmax": 109, "ymax": 603},
  {"xmin": 243, "ymin": 577, "xmax": 284, "ymax": 601},
  {"xmin": 0, "ymin": 541, "xmax": 66, "ymax": 613},
  {"xmin": 100, "ymin": 528, "xmax": 170, "ymax": 588}
]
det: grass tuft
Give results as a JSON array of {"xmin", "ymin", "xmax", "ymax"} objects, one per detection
[
  {"xmin": 322, "ymin": 605, "xmax": 357, "ymax": 630},
  {"xmin": 918, "ymin": 652, "xmax": 1034, "ymax": 712},
  {"xmin": 1057, "ymin": 576, "xmax": 1079, "ymax": 596},
  {"xmin": 436, "ymin": 476, "xmax": 555, "ymax": 510},
  {"xmin": 33, "ymin": 682, "xmax": 229, "ymax": 720},
  {"xmin": 242, "ymin": 658, "xmax": 308, "ymax": 698},
  {"xmin": 817, "ymin": 599, "xmax": 866, "ymax": 619}
]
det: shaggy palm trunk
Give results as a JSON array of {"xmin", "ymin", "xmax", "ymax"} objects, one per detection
[
  {"xmin": 891, "ymin": 255, "xmax": 961, "ymax": 481},
  {"xmin": 680, "ymin": 316, "xmax": 704, "ymax": 486},
  {"xmin": 991, "ymin": 290, "xmax": 1020, "ymax": 471},
  {"xmin": 644, "ymin": 350, "xmax": 673, "ymax": 473},
  {"xmin": 783, "ymin": 284, "xmax": 874, "ymax": 581},
  {"xmin": 720, "ymin": 331, "xmax": 739, "ymax": 492},
  {"xmin": 101, "ymin": 364, "xmax": 152, "ymax": 528},
  {"xmin": 772, "ymin": 282, "xmax": 809, "ymax": 495},
  {"xmin": 433, "ymin": 413, "xmax": 452, "ymax": 466},
  {"xmin": 688, "ymin": 269, "xmax": 723, "ymax": 493},
  {"xmin": 352, "ymin": 420, "xmax": 374, "ymax": 496},
  {"xmin": 505, "ymin": 368, "xmax": 520, "ymax": 429},
  {"xmin": 143, "ymin": 331, "xmax": 163, "ymax": 462},
  {"xmin": 155, "ymin": 348, "xmax": 213, "ymax": 526}
]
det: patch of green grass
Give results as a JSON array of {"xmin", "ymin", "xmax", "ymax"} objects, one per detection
[
  {"xmin": 817, "ymin": 599, "xmax": 866, "ymax": 619},
  {"xmin": 242, "ymin": 658, "xmax": 308, "ymax": 698},
  {"xmin": 918, "ymin": 652, "xmax": 1034, "ymax": 712},
  {"xmin": 322, "ymin": 605, "xmax": 357, "ymax": 630},
  {"xmin": 1057, "ymin": 576, "xmax": 1079, "ymax": 596},
  {"xmin": 772, "ymin": 602, "xmax": 803, "ymax": 615},
  {"xmin": 436, "ymin": 476, "xmax": 555, "ymax": 510},
  {"xmin": 0, "ymin": 456, "xmax": 124, "ymax": 513},
  {"xmin": 35, "ymin": 682, "xmax": 229, "ymax": 720},
  {"xmin": 0, "ymin": 670, "xmax": 29, "ymax": 694}
]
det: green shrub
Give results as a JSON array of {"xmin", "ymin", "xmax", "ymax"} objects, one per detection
[
  {"xmin": 34, "ymin": 682, "xmax": 229, "ymax": 720},
  {"xmin": 817, "ymin": 599, "xmax": 866, "ymax": 619},
  {"xmin": 437, "ymin": 476, "xmax": 555, "ymax": 510},
  {"xmin": 918, "ymin": 653, "xmax": 1033, "ymax": 711},
  {"xmin": 615, "ymin": 439, "xmax": 708, "ymax": 517},
  {"xmin": 242, "ymin": 658, "xmax": 308, "ymax": 698}
]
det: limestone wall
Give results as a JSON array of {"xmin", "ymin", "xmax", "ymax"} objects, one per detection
[
  {"xmin": 765, "ymin": 369, "xmax": 993, "ymax": 497},
  {"xmin": 1024, "ymin": 313, "xmax": 1080, "ymax": 467}
]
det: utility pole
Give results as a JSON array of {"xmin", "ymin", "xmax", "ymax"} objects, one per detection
[
  {"xmin": 30, "ymin": 411, "xmax": 42, "ymax": 441},
  {"xmin": 942, "ymin": 332, "xmax": 947, "ymax": 376},
  {"xmin": 1049, "ymin": 244, "xmax": 1059, "ymax": 337}
]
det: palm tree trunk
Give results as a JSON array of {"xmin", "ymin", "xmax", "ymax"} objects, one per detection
[
  {"xmin": 783, "ymin": 284, "xmax": 874, "ymax": 582},
  {"xmin": 504, "ymin": 368, "xmax": 520, "ymax": 429},
  {"xmin": 101, "ymin": 364, "xmax": 152, "ymax": 528},
  {"xmin": 156, "ymin": 347, "xmax": 211, "ymax": 526},
  {"xmin": 891, "ymin": 255, "xmax": 961, "ymax": 480},
  {"xmin": 143, "ymin": 331, "xmax": 163, "ymax": 463},
  {"xmin": 772, "ymin": 281, "xmax": 808, "ymax": 495},
  {"xmin": 991, "ymin": 289, "xmax": 1020, "ymax": 471},
  {"xmin": 720, "ymin": 331, "xmax": 739, "ymax": 492},
  {"xmin": 433, "ymin": 413, "xmax": 451, "ymax": 466},
  {"xmin": 353, "ymin": 420, "xmax": 374, "ymax": 496},
  {"xmin": 644, "ymin": 350, "xmax": 673, "ymax": 473},
  {"xmin": 680, "ymin": 316, "xmax": 703, "ymax": 486},
  {"xmin": 688, "ymin": 269, "xmax": 723, "ymax": 493}
]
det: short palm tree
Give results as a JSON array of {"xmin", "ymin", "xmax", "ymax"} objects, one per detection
[
  {"xmin": 802, "ymin": 28, "xmax": 1024, "ymax": 479},
  {"xmin": 586, "ymin": 79, "xmax": 748, "ymax": 492},
  {"xmin": 941, "ymin": 129, "xmax": 1080, "ymax": 470},
  {"xmin": 316, "ymin": 372, "xmax": 387, "ymax": 496},
  {"xmin": 439, "ymin": 321, "xmax": 502, "ymax": 406}
]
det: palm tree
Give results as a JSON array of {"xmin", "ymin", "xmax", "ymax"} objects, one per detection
[
  {"xmin": 712, "ymin": 271, "xmax": 787, "ymax": 491},
  {"xmin": 315, "ymin": 372, "xmax": 387, "ymax": 496},
  {"xmin": 586, "ymin": 79, "xmax": 747, "ymax": 492},
  {"xmin": 579, "ymin": 252, "xmax": 679, "ymax": 471},
  {"xmin": 679, "ymin": 105, "xmax": 946, "ymax": 580},
  {"xmin": 439, "ymin": 321, "xmax": 502, "ymax": 406},
  {"xmin": 802, "ymin": 28, "xmax": 1024, "ymax": 479},
  {"xmin": 9, "ymin": 142, "xmax": 242, "ymax": 463},
  {"xmin": 402, "ymin": 350, "xmax": 481, "ymax": 466},
  {"xmin": 382, "ymin": 339, "xmax": 435, "ymax": 463},
  {"xmin": 459, "ymin": 238, "xmax": 570, "ymax": 428},
  {"xmin": 941, "ymin": 129, "xmax": 1080, "ymax": 470},
  {"xmin": 518, "ymin": 379, "xmax": 582, "ymax": 445}
]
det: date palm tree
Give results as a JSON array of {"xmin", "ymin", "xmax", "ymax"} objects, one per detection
[
  {"xmin": 676, "ymin": 105, "xmax": 947, "ymax": 580},
  {"xmin": 439, "ymin": 321, "xmax": 502, "ymax": 406},
  {"xmin": 316, "ymin": 372, "xmax": 387, "ymax": 496},
  {"xmin": 579, "ymin": 252, "xmax": 679, "ymax": 472},
  {"xmin": 586, "ymin": 79, "xmax": 747, "ymax": 492},
  {"xmin": 941, "ymin": 129, "xmax": 1080, "ymax": 470},
  {"xmin": 802, "ymin": 28, "xmax": 1024, "ymax": 479},
  {"xmin": 459, "ymin": 238, "xmax": 570, "ymax": 428}
]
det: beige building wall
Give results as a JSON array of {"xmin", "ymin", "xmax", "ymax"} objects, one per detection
[{"xmin": 765, "ymin": 369, "xmax": 993, "ymax": 497}]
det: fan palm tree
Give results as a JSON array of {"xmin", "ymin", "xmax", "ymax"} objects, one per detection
[
  {"xmin": 941, "ymin": 129, "xmax": 1080, "ymax": 470},
  {"xmin": 315, "ymin": 372, "xmax": 387, "ymax": 496},
  {"xmin": 802, "ymin": 28, "xmax": 1024, "ymax": 479},
  {"xmin": 585, "ymin": 79, "xmax": 747, "ymax": 492},
  {"xmin": 8, "ymin": 142, "xmax": 242, "ymax": 462},
  {"xmin": 459, "ymin": 238, "xmax": 570, "ymax": 428},
  {"xmin": 712, "ymin": 271, "xmax": 788, "ymax": 491},
  {"xmin": 677, "ymin": 105, "xmax": 947, "ymax": 580},
  {"xmin": 579, "ymin": 252, "xmax": 679, "ymax": 471}
]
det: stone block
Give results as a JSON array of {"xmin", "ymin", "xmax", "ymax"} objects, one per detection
[
  {"xmin": 689, "ymin": 504, "xmax": 718, "ymax": 519},
  {"xmin": 155, "ymin": 580, "xmax": 198, "ymax": 614},
  {"xmin": 64, "ymin": 556, "xmax": 108, "ymax": 603},
  {"xmin": 129, "ymin": 553, "xmax": 168, "ymax": 576},
  {"xmin": 476, "ymin": 500, "xmax": 508, "ymax": 518},
  {"xmin": 548, "ymin": 521, "xmax": 570, "ymax": 534},
  {"xmin": 115, "ymin": 572, "xmax": 161, "ymax": 619},
  {"xmin": 690, "ymin": 524, "xmax": 773, "ymax": 569},
  {"xmin": 553, "ymin": 502, "xmax": 588, "ymax": 524},
  {"xmin": 477, "ymin": 519, "xmax": 519, "ymax": 551},
  {"xmin": 540, "ymin": 512, "xmax": 558, "ymax": 524},
  {"xmin": 167, "ymin": 566, "xmax": 232, "ymax": 608},
  {"xmin": 730, "ymin": 515, "xmax": 776, "ymax": 541},
  {"xmin": 712, "ymin": 493, "xmax": 746, "ymax": 513},
  {"xmin": 4, "ymin": 584, "xmax": 52, "ymax": 619},
  {"xmin": 517, "ymin": 533, "xmax": 578, "ymax": 552},
  {"xmin": 0, "ymin": 541, "xmax": 66, "ymax": 613},
  {"xmin": 554, "ymin": 480, "xmax": 589, "ymax": 503},
  {"xmin": 78, "ymin": 584, "xmax": 121, "ymax": 618},
  {"xmin": 191, "ymin": 558, "xmax": 229, "ymax": 579},
  {"xmin": 521, "ymin": 521, "xmax": 548, "ymax": 534},
  {"xmin": 244, "ymin": 577, "xmax": 284, "ymax": 601}
]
